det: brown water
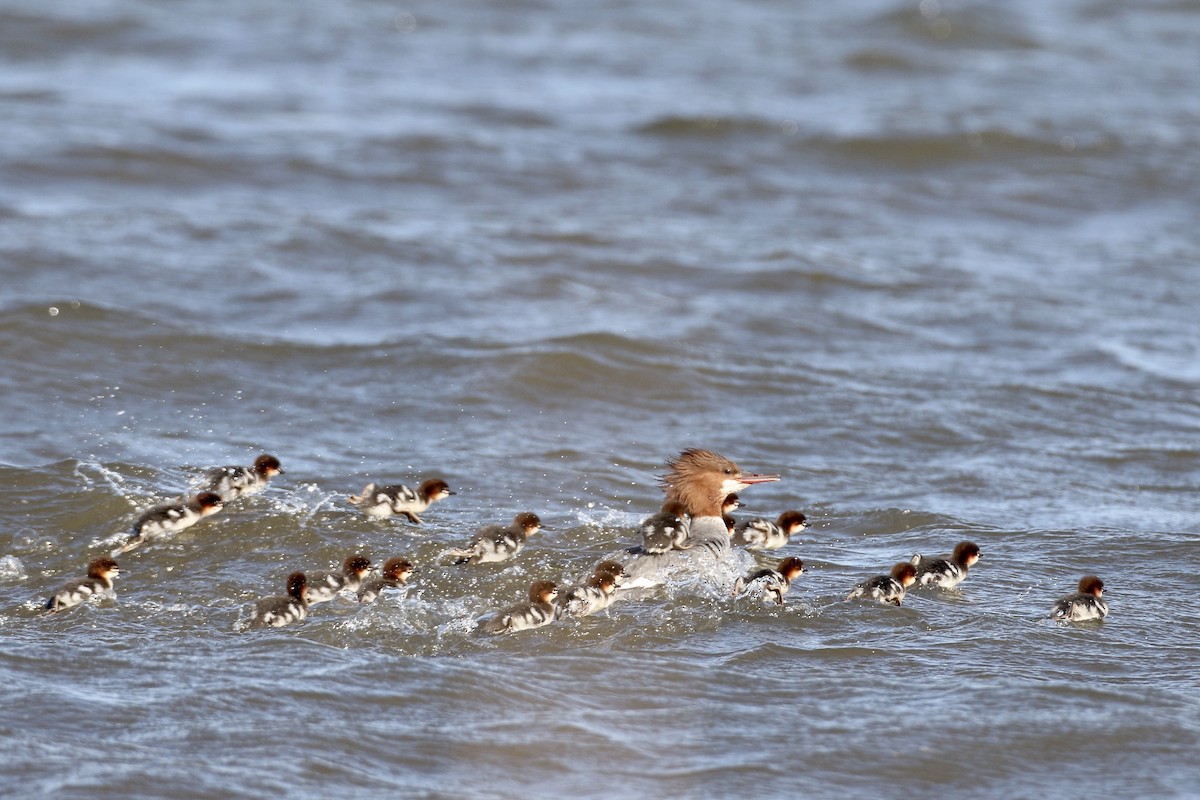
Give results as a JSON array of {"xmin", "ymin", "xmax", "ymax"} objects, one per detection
[{"xmin": 2, "ymin": 1, "xmax": 1200, "ymax": 797}]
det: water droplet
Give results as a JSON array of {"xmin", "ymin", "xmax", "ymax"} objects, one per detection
[
  {"xmin": 48, "ymin": 306, "xmax": 59, "ymax": 316},
  {"xmin": 394, "ymin": 12, "xmax": 417, "ymax": 33}
]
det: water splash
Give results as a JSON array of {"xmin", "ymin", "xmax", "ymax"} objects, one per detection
[{"xmin": 0, "ymin": 555, "xmax": 27, "ymax": 582}]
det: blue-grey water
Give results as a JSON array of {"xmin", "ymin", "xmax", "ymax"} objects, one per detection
[{"xmin": 2, "ymin": 1, "xmax": 1199, "ymax": 797}]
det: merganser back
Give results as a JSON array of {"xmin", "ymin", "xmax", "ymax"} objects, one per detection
[
  {"xmin": 482, "ymin": 579, "xmax": 559, "ymax": 634},
  {"xmin": 250, "ymin": 571, "xmax": 309, "ymax": 628},
  {"xmin": 198, "ymin": 454, "xmax": 283, "ymax": 501},
  {"xmin": 305, "ymin": 555, "xmax": 372, "ymax": 604},
  {"xmin": 730, "ymin": 510, "xmax": 808, "ymax": 551},
  {"xmin": 620, "ymin": 449, "xmax": 780, "ymax": 588},
  {"xmin": 638, "ymin": 503, "xmax": 690, "ymax": 554},
  {"xmin": 348, "ymin": 478, "xmax": 455, "ymax": 523},
  {"xmin": 44, "ymin": 558, "xmax": 120, "ymax": 613},
  {"xmin": 558, "ymin": 561, "xmax": 627, "ymax": 619},
  {"xmin": 444, "ymin": 512, "xmax": 547, "ymax": 564},
  {"xmin": 116, "ymin": 492, "xmax": 224, "ymax": 554},
  {"xmin": 1050, "ymin": 575, "xmax": 1108, "ymax": 622},
  {"xmin": 911, "ymin": 541, "xmax": 980, "ymax": 589},
  {"xmin": 733, "ymin": 556, "xmax": 805, "ymax": 606},
  {"xmin": 846, "ymin": 562, "xmax": 918, "ymax": 606}
]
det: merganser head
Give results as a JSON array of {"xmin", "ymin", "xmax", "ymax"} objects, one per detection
[
  {"xmin": 659, "ymin": 449, "xmax": 780, "ymax": 517},
  {"xmin": 382, "ymin": 557, "xmax": 415, "ymax": 582},
  {"xmin": 254, "ymin": 454, "xmax": 283, "ymax": 477},
  {"xmin": 88, "ymin": 557, "xmax": 120, "ymax": 581},
  {"xmin": 343, "ymin": 555, "xmax": 372, "ymax": 579},
  {"xmin": 513, "ymin": 512, "xmax": 545, "ymax": 535},
  {"xmin": 890, "ymin": 562, "xmax": 918, "ymax": 587},
  {"xmin": 777, "ymin": 557, "xmax": 805, "ymax": 582},
  {"xmin": 529, "ymin": 579, "xmax": 558, "ymax": 605},
  {"xmin": 286, "ymin": 572, "xmax": 308, "ymax": 602},
  {"xmin": 195, "ymin": 492, "xmax": 225, "ymax": 514},
  {"xmin": 1078, "ymin": 575, "xmax": 1104, "ymax": 597},
  {"xmin": 588, "ymin": 571, "xmax": 620, "ymax": 595},
  {"xmin": 777, "ymin": 510, "xmax": 808, "ymax": 535},
  {"xmin": 348, "ymin": 483, "xmax": 376, "ymax": 505},
  {"xmin": 419, "ymin": 478, "xmax": 455, "ymax": 501},
  {"xmin": 953, "ymin": 541, "xmax": 981, "ymax": 569},
  {"xmin": 593, "ymin": 560, "xmax": 627, "ymax": 585}
]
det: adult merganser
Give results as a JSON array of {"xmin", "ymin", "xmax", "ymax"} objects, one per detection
[
  {"xmin": 348, "ymin": 478, "xmax": 455, "ymax": 524},
  {"xmin": 846, "ymin": 562, "xmax": 918, "ymax": 606},
  {"xmin": 1050, "ymin": 575, "xmax": 1108, "ymax": 622},
  {"xmin": 357, "ymin": 557, "xmax": 415, "ymax": 604},
  {"xmin": 733, "ymin": 556, "xmax": 805, "ymax": 606},
  {"xmin": 481, "ymin": 579, "xmax": 559, "ymax": 634},
  {"xmin": 250, "ymin": 572, "xmax": 309, "ymax": 628},
  {"xmin": 444, "ymin": 512, "xmax": 547, "ymax": 565},
  {"xmin": 911, "ymin": 541, "xmax": 980, "ymax": 589},
  {"xmin": 44, "ymin": 558, "xmax": 120, "ymax": 613},
  {"xmin": 620, "ymin": 449, "xmax": 779, "ymax": 588},
  {"xmin": 197, "ymin": 454, "xmax": 283, "ymax": 501},
  {"xmin": 730, "ymin": 510, "xmax": 808, "ymax": 551},
  {"xmin": 116, "ymin": 492, "xmax": 224, "ymax": 554}
]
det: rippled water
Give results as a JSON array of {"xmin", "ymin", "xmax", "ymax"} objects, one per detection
[{"xmin": 3, "ymin": 1, "xmax": 1200, "ymax": 797}]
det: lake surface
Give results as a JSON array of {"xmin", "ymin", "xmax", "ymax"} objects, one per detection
[{"xmin": 2, "ymin": 1, "xmax": 1199, "ymax": 797}]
